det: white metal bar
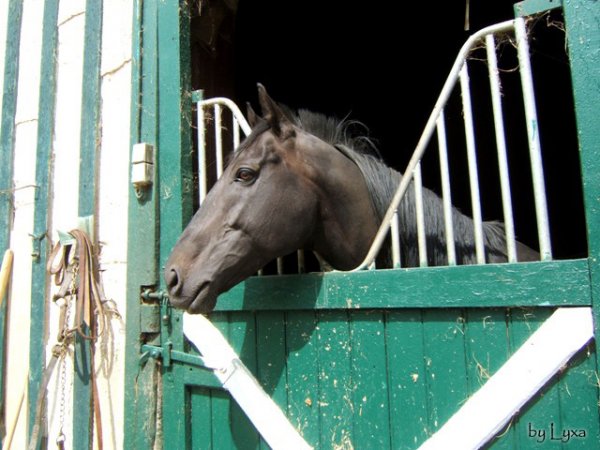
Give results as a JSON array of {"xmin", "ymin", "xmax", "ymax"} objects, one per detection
[
  {"xmin": 233, "ymin": 116, "xmax": 241, "ymax": 149},
  {"xmin": 391, "ymin": 211, "xmax": 401, "ymax": 268},
  {"xmin": 183, "ymin": 313, "xmax": 313, "ymax": 450},
  {"xmin": 486, "ymin": 34, "xmax": 518, "ymax": 263},
  {"xmin": 414, "ymin": 163, "xmax": 428, "ymax": 267},
  {"xmin": 353, "ymin": 20, "xmax": 515, "ymax": 271},
  {"xmin": 515, "ymin": 17, "xmax": 552, "ymax": 261},
  {"xmin": 436, "ymin": 111, "xmax": 456, "ymax": 265},
  {"xmin": 200, "ymin": 97, "xmax": 252, "ymax": 136},
  {"xmin": 195, "ymin": 96, "xmax": 252, "ymax": 205},
  {"xmin": 460, "ymin": 63, "xmax": 486, "ymax": 264},
  {"xmin": 197, "ymin": 105, "xmax": 207, "ymax": 204},
  {"xmin": 277, "ymin": 257, "xmax": 284, "ymax": 275},
  {"xmin": 418, "ymin": 307, "xmax": 593, "ymax": 450},
  {"xmin": 214, "ymin": 103, "xmax": 224, "ymax": 178},
  {"xmin": 297, "ymin": 250, "xmax": 305, "ymax": 274}
]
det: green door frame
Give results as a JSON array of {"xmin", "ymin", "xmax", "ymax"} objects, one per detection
[
  {"xmin": 562, "ymin": 0, "xmax": 600, "ymax": 372},
  {"xmin": 124, "ymin": 0, "xmax": 193, "ymax": 448}
]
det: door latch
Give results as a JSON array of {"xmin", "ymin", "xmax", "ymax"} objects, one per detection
[{"xmin": 131, "ymin": 143, "xmax": 155, "ymax": 197}]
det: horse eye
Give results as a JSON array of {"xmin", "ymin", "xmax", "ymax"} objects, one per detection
[{"xmin": 235, "ymin": 168, "xmax": 257, "ymax": 184}]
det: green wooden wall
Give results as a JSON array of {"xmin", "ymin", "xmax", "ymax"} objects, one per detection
[{"xmin": 179, "ymin": 307, "xmax": 598, "ymax": 449}]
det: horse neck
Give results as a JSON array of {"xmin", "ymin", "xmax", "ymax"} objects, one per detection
[{"xmin": 307, "ymin": 146, "xmax": 380, "ymax": 270}]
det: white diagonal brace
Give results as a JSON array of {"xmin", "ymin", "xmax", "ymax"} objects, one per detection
[
  {"xmin": 419, "ymin": 307, "xmax": 594, "ymax": 450},
  {"xmin": 183, "ymin": 313, "xmax": 313, "ymax": 450}
]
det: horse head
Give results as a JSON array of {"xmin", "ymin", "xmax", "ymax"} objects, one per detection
[{"xmin": 165, "ymin": 85, "xmax": 379, "ymax": 313}]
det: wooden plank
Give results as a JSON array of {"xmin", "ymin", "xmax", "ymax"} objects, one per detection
[
  {"xmin": 210, "ymin": 389, "xmax": 238, "ymax": 450},
  {"xmin": 285, "ymin": 311, "xmax": 320, "ymax": 447},
  {"xmin": 421, "ymin": 309, "xmax": 469, "ymax": 435},
  {"xmin": 556, "ymin": 343, "xmax": 600, "ymax": 448},
  {"xmin": 73, "ymin": 1, "xmax": 103, "ymax": 446},
  {"xmin": 189, "ymin": 386, "xmax": 213, "ymax": 450},
  {"xmin": 514, "ymin": 0, "xmax": 562, "ymax": 17},
  {"xmin": 7, "ymin": 21, "xmax": 46, "ymax": 443},
  {"xmin": 563, "ymin": 0, "xmax": 600, "ymax": 389},
  {"xmin": 205, "ymin": 313, "xmax": 246, "ymax": 449},
  {"xmin": 183, "ymin": 364, "xmax": 222, "ymax": 390},
  {"xmin": 349, "ymin": 311, "xmax": 391, "ymax": 448},
  {"xmin": 123, "ymin": 0, "xmax": 161, "ymax": 446},
  {"xmin": 418, "ymin": 308, "xmax": 594, "ymax": 449},
  {"xmin": 462, "ymin": 309, "xmax": 515, "ymax": 450},
  {"xmin": 153, "ymin": 0, "xmax": 193, "ymax": 448},
  {"xmin": 0, "ymin": 0, "xmax": 23, "ymax": 422},
  {"xmin": 315, "ymin": 311, "xmax": 354, "ymax": 449},
  {"xmin": 200, "ymin": 314, "xmax": 239, "ymax": 449},
  {"xmin": 27, "ymin": 0, "xmax": 58, "ymax": 439},
  {"xmin": 386, "ymin": 310, "xmax": 429, "ymax": 449},
  {"xmin": 156, "ymin": 0, "xmax": 193, "ymax": 266},
  {"xmin": 463, "ymin": 309, "xmax": 509, "ymax": 394},
  {"xmin": 506, "ymin": 307, "xmax": 553, "ymax": 448},
  {"xmin": 256, "ymin": 311, "xmax": 289, "ymax": 449},
  {"xmin": 0, "ymin": 0, "xmax": 23, "ymax": 252},
  {"xmin": 223, "ymin": 312, "xmax": 260, "ymax": 448},
  {"xmin": 256, "ymin": 311, "xmax": 288, "ymax": 400},
  {"xmin": 216, "ymin": 260, "xmax": 591, "ymax": 311},
  {"xmin": 77, "ymin": 0, "xmax": 102, "ymax": 218}
]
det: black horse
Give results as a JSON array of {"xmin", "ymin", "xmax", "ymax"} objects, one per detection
[{"xmin": 165, "ymin": 85, "xmax": 538, "ymax": 313}]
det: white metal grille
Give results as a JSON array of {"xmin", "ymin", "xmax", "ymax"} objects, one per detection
[{"xmin": 355, "ymin": 17, "xmax": 552, "ymax": 270}]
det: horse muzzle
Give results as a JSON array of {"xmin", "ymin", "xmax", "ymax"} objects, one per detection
[{"xmin": 164, "ymin": 264, "xmax": 218, "ymax": 313}]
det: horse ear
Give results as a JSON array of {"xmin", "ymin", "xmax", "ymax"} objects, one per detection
[
  {"xmin": 246, "ymin": 102, "xmax": 265, "ymax": 129},
  {"xmin": 257, "ymin": 83, "xmax": 295, "ymax": 139}
]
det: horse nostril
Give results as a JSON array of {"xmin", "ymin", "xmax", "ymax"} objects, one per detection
[{"xmin": 166, "ymin": 266, "xmax": 181, "ymax": 295}]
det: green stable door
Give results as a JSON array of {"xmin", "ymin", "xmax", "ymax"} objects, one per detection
[{"xmin": 124, "ymin": 1, "xmax": 600, "ymax": 448}]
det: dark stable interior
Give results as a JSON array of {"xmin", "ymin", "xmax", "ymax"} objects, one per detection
[{"xmin": 190, "ymin": 0, "xmax": 587, "ymax": 264}]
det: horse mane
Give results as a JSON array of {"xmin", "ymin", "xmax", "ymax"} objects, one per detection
[
  {"xmin": 292, "ymin": 109, "xmax": 396, "ymax": 221},
  {"xmin": 291, "ymin": 109, "xmax": 509, "ymax": 266}
]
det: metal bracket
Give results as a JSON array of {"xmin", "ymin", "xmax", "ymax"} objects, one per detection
[
  {"xmin": 140, "ymin": 343, "xmax": 210, "ymax": 369},
  {"xmin": 131, "ymin": 143, "xmax": 155, "ymax": 199},
  {"xmin": 29, "ymin": 232, "xmax": 47, "ymax": 262},
  {"xmin": 141, "ymin": 289, "xmax": 167, "ymax": 301},
  {"xmin": 139, "ymin": 289, "xmax": 167, "ymax": 334},
  {"xmin": 138, "ymin": 289, "xmax": 210, "ymax": 369}
]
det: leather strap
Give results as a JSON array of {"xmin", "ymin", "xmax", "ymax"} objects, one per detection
[
  {"xmin": 28, "ymin": 345, "xmax": 61, "ymax": 450},
  {"xmin": 29, "ymin": 229, "xmax": 106, "ymax": 450}
]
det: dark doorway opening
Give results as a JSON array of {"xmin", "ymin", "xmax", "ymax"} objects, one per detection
[{"xmin": 190, "ymin": 1, "xmax": 587, "ymax": 260}]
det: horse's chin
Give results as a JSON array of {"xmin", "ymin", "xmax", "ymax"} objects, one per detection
[
  {"xmin": 187, "ymin": 294, "xmax": 217, "ymax": 314},
  {"xmin": 186, "ymin": 284, "xmax": 218, "ymax": 314},
  {"xmin": 166, "ymin": 281, "xmax": 217, "ymax": 315},
  {"xmin": 168, "ymin": 259, "xmax": 263, "ymax": 314}
]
